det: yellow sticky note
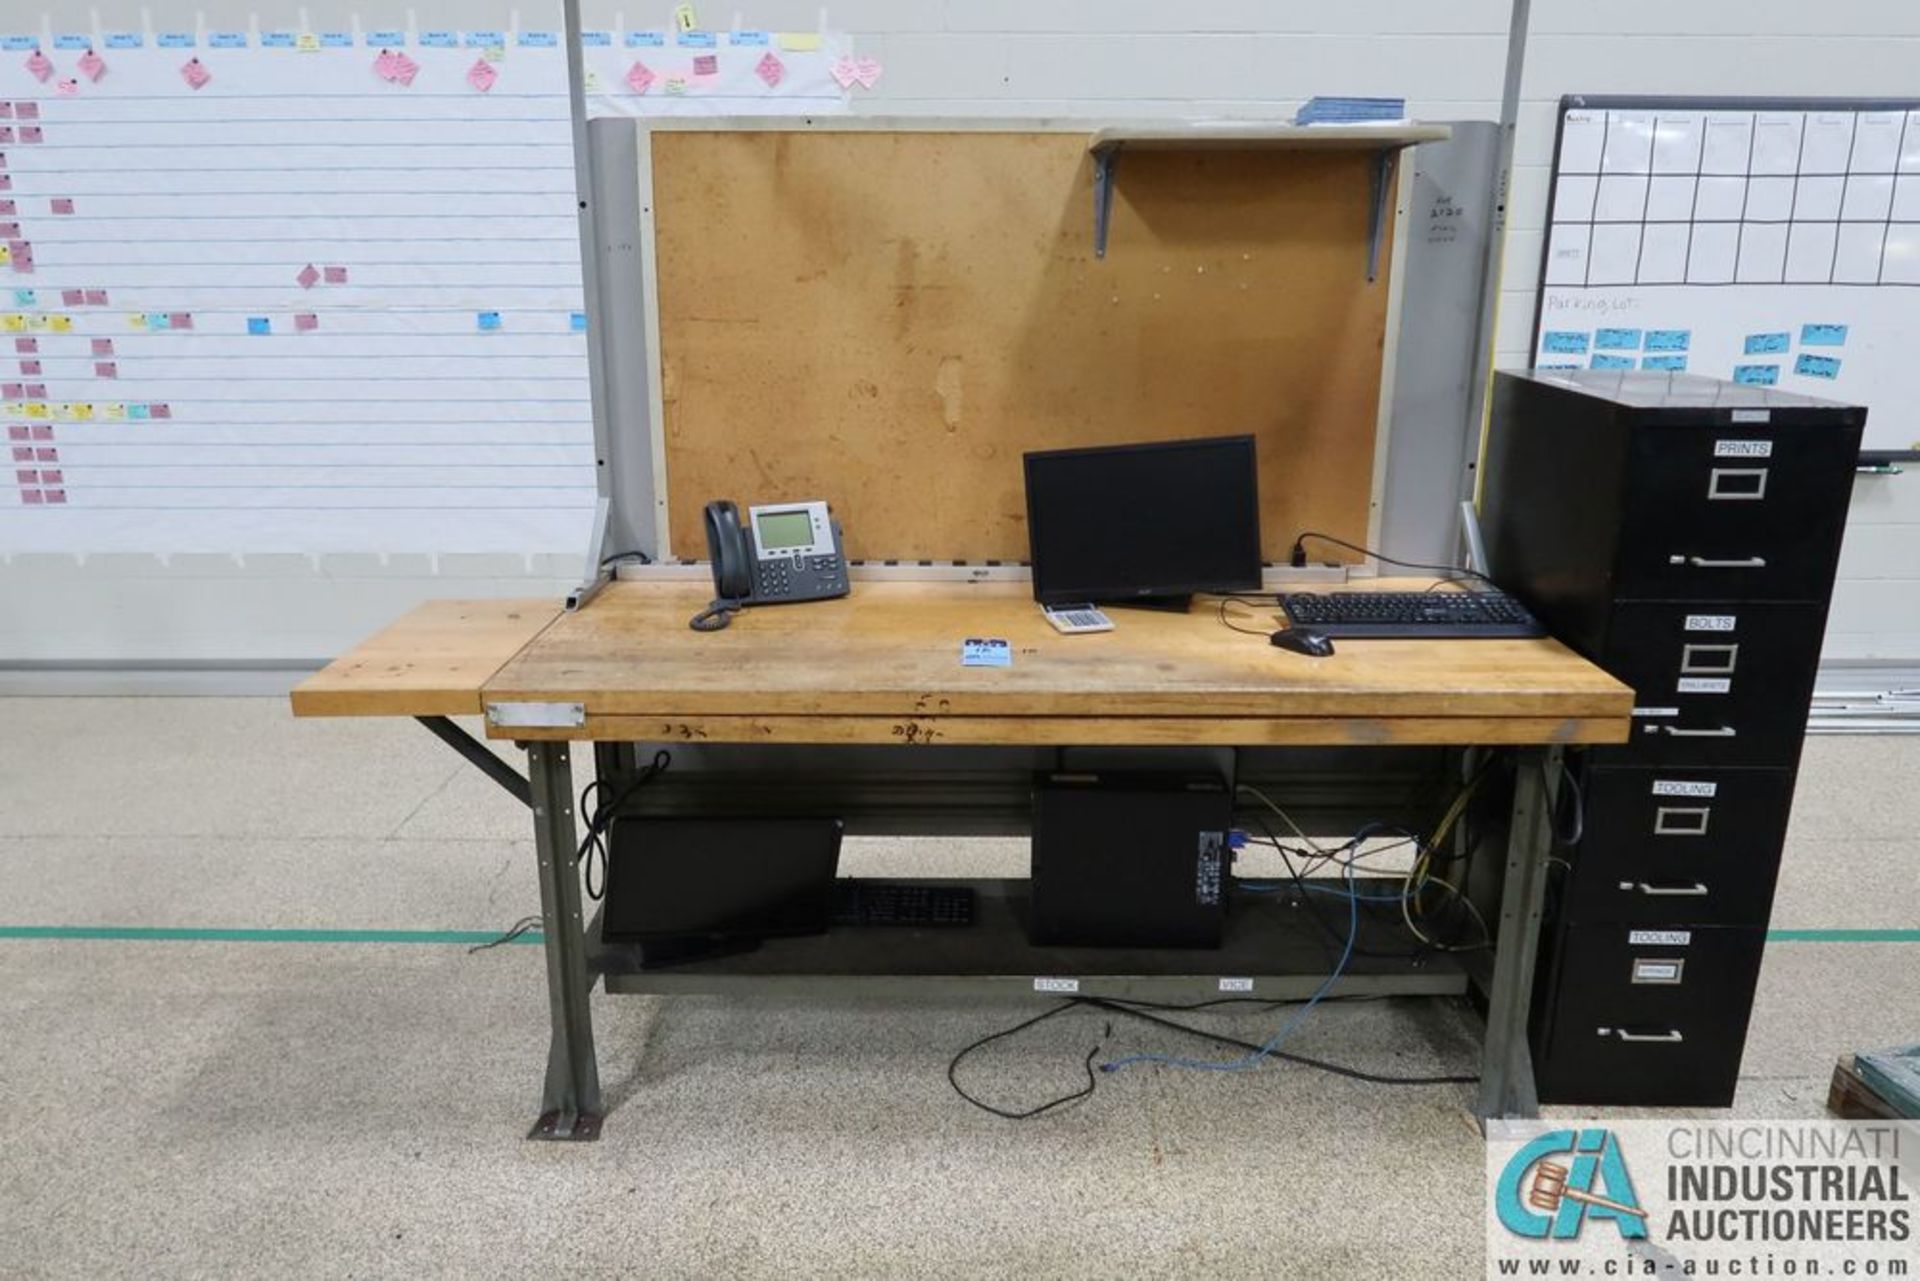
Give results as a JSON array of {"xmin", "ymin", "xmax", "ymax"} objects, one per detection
[
  {"xmin": 49, "ymin": 402, "xmax": 71, "ymax": 420},
  {"xmin": 776, "ymin": 31, "xmax": 821, "ymax": 52},
  {"xmin": 484, "ymin": 44, "xmax": 504, "ymax": 61},
  {"xmin": 0, "ymin": 246, "xmax": 10, "ymax": 266},
  {"xmin": 296, "ymin": 32, "xmax": 321, "ymax": 52},
  {"xmin": 673, "ymin": 3, "xmax": 698, "ymax": 32},
  {"xmin": 0, "ymin": 314, "xmax": 23, "ymax": 333},
  {"xmin": 49, "ymin": 315, "xmax": 71, "ymax": 332},
  {"xmin": 128, "ymin": 313, "xmax": 149, "ymax": 330},
  {"xmin": 24, "ymin": 401, "xmax": 46, "ymax": 417},
  {"xmin": 71, "ymin": 403, "xmax": 94, "ymax": 421},
  {"xmin": 105, "ymin": 403, "xmax": 126, "ymax": 420},
  {"xmin": 27, "ymin": 314, "xmax": 49, "ymax": 331},
  {"xmin": 583, "ymin": 69, "xmax": 602, "ymax": 91}
]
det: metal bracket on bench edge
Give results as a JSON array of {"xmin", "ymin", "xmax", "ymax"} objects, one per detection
[
  {"xmin": 487, "ymin": 702, "xmax": 588, "ymax": 730},
  {"xmin": 414, "ymin": 716, "xmax": 532, "ymax": 808},
  {"xmin": 566, "ymin": 496, "xmax": 613, "ymax": 612},
  {"xmin": 1092, "ymin": 144, "xmax": 1118, "ymax": 259}
]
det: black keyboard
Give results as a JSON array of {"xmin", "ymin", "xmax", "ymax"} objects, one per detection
[
  {"xmin": 831, "ymin": 882, "xmax": 976, "ymax": 928},
  {"xmin": 1280, "ymin": 590, "xmax": 1546, "ymax": 639}
]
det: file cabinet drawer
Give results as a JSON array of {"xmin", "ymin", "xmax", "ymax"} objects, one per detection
[
  {"xmin": 1558, "ymin": 765, "xmax": 1794, "ymax": 926},
  {"xmin": 1597, "ymin": 603, "xmax": 1826, "ymax": 767},
  {"xmin": 1534, "ymin": 924, "xmax": 1766, "ymax": 1107},
  {"xmin": 1614, "ymin": 425, "xmax": 1856, "ymax": 602}
]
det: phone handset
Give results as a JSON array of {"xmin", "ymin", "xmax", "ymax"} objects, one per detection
[{"xmin": 690, "ymin": 498, "xmax": 848, "ymax": 631}]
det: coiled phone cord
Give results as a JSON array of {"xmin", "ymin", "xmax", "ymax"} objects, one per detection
[{"xmin": 688, "ymin": 598, "xmax": 743, "ymax": 631}]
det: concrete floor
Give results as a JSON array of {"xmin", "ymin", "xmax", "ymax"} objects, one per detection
[{"xmin": 0, "ymin": 698, "xmax": 1914, "ymax": 1278}]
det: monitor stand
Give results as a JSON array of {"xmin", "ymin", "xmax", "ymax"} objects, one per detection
[{"xmin": 1101, "ymin": 594, "xmax": 1192, "ymax": 613}]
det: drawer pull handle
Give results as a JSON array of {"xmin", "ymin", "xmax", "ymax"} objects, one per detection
[
  {"xmin": 1614, "ymin": 1029, "xmax": 1685, "ymax": 1044},
  {"xmin": 1667, "ymin": 555, "xmax": 1768, "ymax": 569},
  {"xmin": 1655, "ymin": 725, "xmax": 1737, "ymax": 738},
  {"xmin": 1629, "ymin": 881, "xmax": 1709, "ymax": 897}
]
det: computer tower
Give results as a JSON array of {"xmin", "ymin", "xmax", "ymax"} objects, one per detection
[
  {"xmin": 1029, "ymin": 772, "xmax": 1231, "ymax": 948},
  {"xmin": 1481, "ymin": 370, "xmax": 1863, "ymax": 1106}
]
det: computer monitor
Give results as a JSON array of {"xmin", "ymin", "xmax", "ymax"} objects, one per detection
[{"xmin": 1023, "ymin": 435, "xmax": 1263, "ymax": 607}]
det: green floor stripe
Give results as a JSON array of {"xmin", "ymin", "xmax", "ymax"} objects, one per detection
[
  {"xmin": 0, "ymin": 925, "xmax": 544, "ymax": 945},
  {"xmin": 1767, "ymin": 928, "xmax": 1920, "ymax": 943}
]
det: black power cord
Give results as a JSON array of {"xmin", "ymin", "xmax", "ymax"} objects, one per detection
[
  {"xmin": 574, "ymin": 750, "xmax": 672, "ymax": 900},
  {"xmin": 1288, "ymin": 530, "xmax": 1493, "ymax": 589}
]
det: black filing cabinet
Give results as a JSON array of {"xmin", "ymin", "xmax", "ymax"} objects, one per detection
[{"xmin": 1481, "ymin": 370, "xmax": 1863, "ymax": 1107}]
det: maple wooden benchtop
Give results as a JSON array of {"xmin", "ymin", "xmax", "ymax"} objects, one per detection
[{"xmin": 293, "ymin": 580, "xmax": 1631, "ymax": 748}]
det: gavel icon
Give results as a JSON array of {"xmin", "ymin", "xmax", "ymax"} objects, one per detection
[{"xmin": 1527, "ymin": 1161, "xmax": 1650, "ymax": 1220}]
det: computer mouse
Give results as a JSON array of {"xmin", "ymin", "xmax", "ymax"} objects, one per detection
[{"xmin": 1270, "ymin": 627, "xmax": 1335, "ymax": 657}]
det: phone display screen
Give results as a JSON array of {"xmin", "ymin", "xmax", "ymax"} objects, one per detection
[{"xmin": 754, "ymin": 510, "xmax": 814, "ymax": 550}]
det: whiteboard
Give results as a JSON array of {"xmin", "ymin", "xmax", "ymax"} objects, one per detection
[
  {"xmin": 0, "ymin": 20, "xmax": 849, "ymax": 558},
  {"xmin": 1533, "ymin": 95, "xmax": 1920, "ymax": 458}
]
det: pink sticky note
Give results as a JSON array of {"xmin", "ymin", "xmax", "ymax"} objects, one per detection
[
  {"xmin": 18, "ymin": 360, "xmax": 38, "ymax": 375},
  {"xmin": 16, "ymin": 102, "xmax": 38, "ymax": 119},
  {"xmin": 1, "ymin": 382, "xmax": 19, "ymax": 397},
  {"xmin": 50, "ymin": 198, "xmax": 73, "ymax": 215},
  {"xmin": 61, "ymin": 289, "xmax": 81, "ymax": 305},
  {"xmin": 755, "ymin": 52, "xmax": 784, "ymax": 88},
  {"xmin": 693, "ymin": 53, "xmax": 718, "ymax": 76},
  {"xmin": 169, "ymin": 312, "xmax": 191, "ymax": 330},
  {"xmin": 852, "ymin": 56, "xmax": 882, "ymax": 89},
  {"xmin": 24, "ymin": 382, "xmax": 42, "ymax": 397},
  {"xmin": 41, "ymin": 468, "xmax": 61, "ymax": 484},
  {"xmin": 0, "ymin": 103, "xmax": 10, "ymax": 118},
  {"xmin": 374, "ymin": 49, "xmax": 399, "ymax": 81},
  {"xmin": 296, "ymin": 263, "xmax": 319, "ymax": 289},
  {"xmin": 0, "ymin": 202, "xmax": 13, "ymax": 216},
  {"xmin": 0, "ymin": 176, "xmax": 11, "ymax": 192},
  {"xmin": 19, "ymin": 489, "xmax": 41, "ymax": 504},
  {"xmin": 94, "ymin": 362, "xmax": 115, "ymax": 378},
  {"xmin": 91, "ymin": 338, "xmax": 111, "ymax": 355},
  {"xmin": 150, "ymin": 403, "xmax": 170, "ymax": 418},
  {"xmin": 627, "ymin": 61, "xmax": 656, "ymax": 94},
  {"xmin": 467, "ymin": 59, "xmax": 497, "ymax": 93},
  {"xmin": 29, "ymin": 424, "xmax": 51, "ymax": 439},
  {"xmin": 4, "ymin": 424, "xmax": 23, "ymax": 439},
  {"xmin": 829, "ymin": 56, "xmax": 859, "ymax": 89},
  {"xmin": 34, "ymin": 446, "xmax": 55, "ymax": 460},
  {"xmin": 44, "ymin": 489, "xmax": 65, "ymax": 504},
  {"xmin": 0, "ymin": 129, "xmax": 13, "ymax": 145},
  {"xmin": 24, "ymin": 51, "xmax": 52, "ymax": 83},
  {"xmin": 78, "ymin": 49, "xmax": 106, "ymax": 82},
  {"xmin": 390, "ymin": 53, "xmax": 419, "ymax": 87},
  {"xmin": 84, "ymin": 289, "xmax": 106, "ymax": 305},
  {"xmin": 14, "ymin": 337, "xmax": 34, "ymax": 352},
  {"xmin": 54, "ymin": 79, "xmax": 79, "ymax": 98},
  {"xmin": 181, "ymin": 58, "xmax": 211, "ymax": 90},
  {"xmin": 14, "ymin": 468, "xmax": 34, "ymax": 483},
  {"xmin": 22, "ymin": 126, "xmax": 44, "ymax": 144},
  {"xmin": 10, "ymin": 445, "xmax": 27, "ymax": 459},
  {"xmin": 0, "ymin": 225, "xmax": 16, "ymax": 239},
  {"xmin": 323, "ymin": 266, "xmax": 347, "ymax": 284},
  {"xmin": 294, "ymin": 313, "xmax": 318, "ymax": 332}
]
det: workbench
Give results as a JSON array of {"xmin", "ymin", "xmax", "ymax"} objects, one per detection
[{"xmin": 292, "ymin": 578, "xmax": 1632, "ymax": 1140}]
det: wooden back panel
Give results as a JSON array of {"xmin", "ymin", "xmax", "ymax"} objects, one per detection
[{"xmin": 652, "ymin": 130, "xmax": 1395, "ymax": 562}]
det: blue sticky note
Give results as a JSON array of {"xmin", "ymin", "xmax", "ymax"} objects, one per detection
[
  {"xmin": 321, "ymin": 33, "xmax": 354, "ymax": 48},
  {"xmin": 1800, "ymin": 323, "xmax": 1848, "ymax": 347},
  {"xmin": 420, "ymin": 30, "xmax": 458, "ymax": 48},
  {"xmin": 627, "ymin": 30, "xmax": 667, "ymax": 46},
  {"xmin": 1794, "ymin": 353, "xmax": 1841, "ymax": 379},
  {"xmin": 569, "ymin": 311, "xmax": 587, "ymax": 332},
  {"xmin": 53, "ymin": 34, "xmax": 88, "ymax": 50},
  {"xmin": 366, "ymin": 30, "xmax": 405, "ymax": 45},
  {"xmin": 128, "ymin": 403, "xmax": 149, "ymax": 419},
  {"xmin": 729, "ymin": 30, "xmax": 771, "ymax": 45},
  {"xmin": 961, "ymin": 638, "xmax": 1012, "ymax": 668},
  {"xmin": 105, "ymin": 32, "xmax": 143, "ymax": 49},
  {"xmin": 247, "ymin": 317, "xmax": 270, "ymax": 335},
  {"xmin": 146, "ymin": 313, "xmax": 171, "ymax": 331},
  {"xmin": 678, "ymin": 30, "xmax": 718, "ymax": 47},
  {"xmin": 261, "ymin": 32, "xmax": 296, "ymax": 48},
  {"xmin": 1733, "ymin": 364, "xmax": 1780, "ymax": 386},
  {"xmin": 0, "ymin": 37, "xmax": 38, "ymax": 52},
  {"xmin": 581, "ymin": 31, "xmax": 613, "ymax": 46},
  {"xmin": 1594, "ymin": 328, "xmax": 1642, "ymax": 351},
  {"xmin": 1744, "ymin": 332, "xmax": 1791, "ymax": 355},
  {"xmin": 1590, "ymin": 354, "xmax": 1634, "ymax": 370},
  {"xmin": 158, "ymin": 32, "xmax": 195, "ymax": 47},
  {"xmin": 1641, "ymin": 355, "xmax": 1687, "ymax": 372},
  {"xmin": 1541, "ymin": 331, "xmax": 1590, "ymax": 355},
  {"xmin": 209, "ymin": 32, "xmax": 248, "ymax": 48},
  {"xmin": 519, "ymin": 31, "xmax": 559, "ymax": 47},
  {"xmin": 12, "ymin": 288, "xmax": 33, "ymax": 306},
  {"xmin": 477, "ymin": 311, "xmax": 503, "ymax": 332},
  {"xmin": 1644, "ymin": 329, "xmax": 1691, "ymax": 352},
  {"xmin": 465, "ymin": 30, "xmax": 505, "ymax": 47}
]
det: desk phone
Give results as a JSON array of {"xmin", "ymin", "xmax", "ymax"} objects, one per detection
[{"xmin": 692, "ymin": 499, "xmax": 848, "ymax": 631}]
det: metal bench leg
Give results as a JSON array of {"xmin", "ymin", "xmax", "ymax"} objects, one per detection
[
  {"xmin": 525, "ymin": 741, "xmax": 603, "ymax": 1141},
  {"xmin": 1476, "ymin": 744, "xmax": 1560, "ymax": 1125}
]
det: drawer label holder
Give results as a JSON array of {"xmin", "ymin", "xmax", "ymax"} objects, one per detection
[
  {"xmin": 1033, "ymin": 977, "xmax": 1079, "ymax": 994},
  {"xmin": 1685, "ymin": 614, "xmax": 1737, "ymax": 632},
  {"xmin": 1677, "ymin": 677, "xmax": 1732, "ymax": 694},
  {"xmin": 1629, "ymin": 929, "xmax": 1692, "ymax": 947},
  {"xmin": 1653, "ymin": 779, "xmax": 1718, "ymax": 798}
]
